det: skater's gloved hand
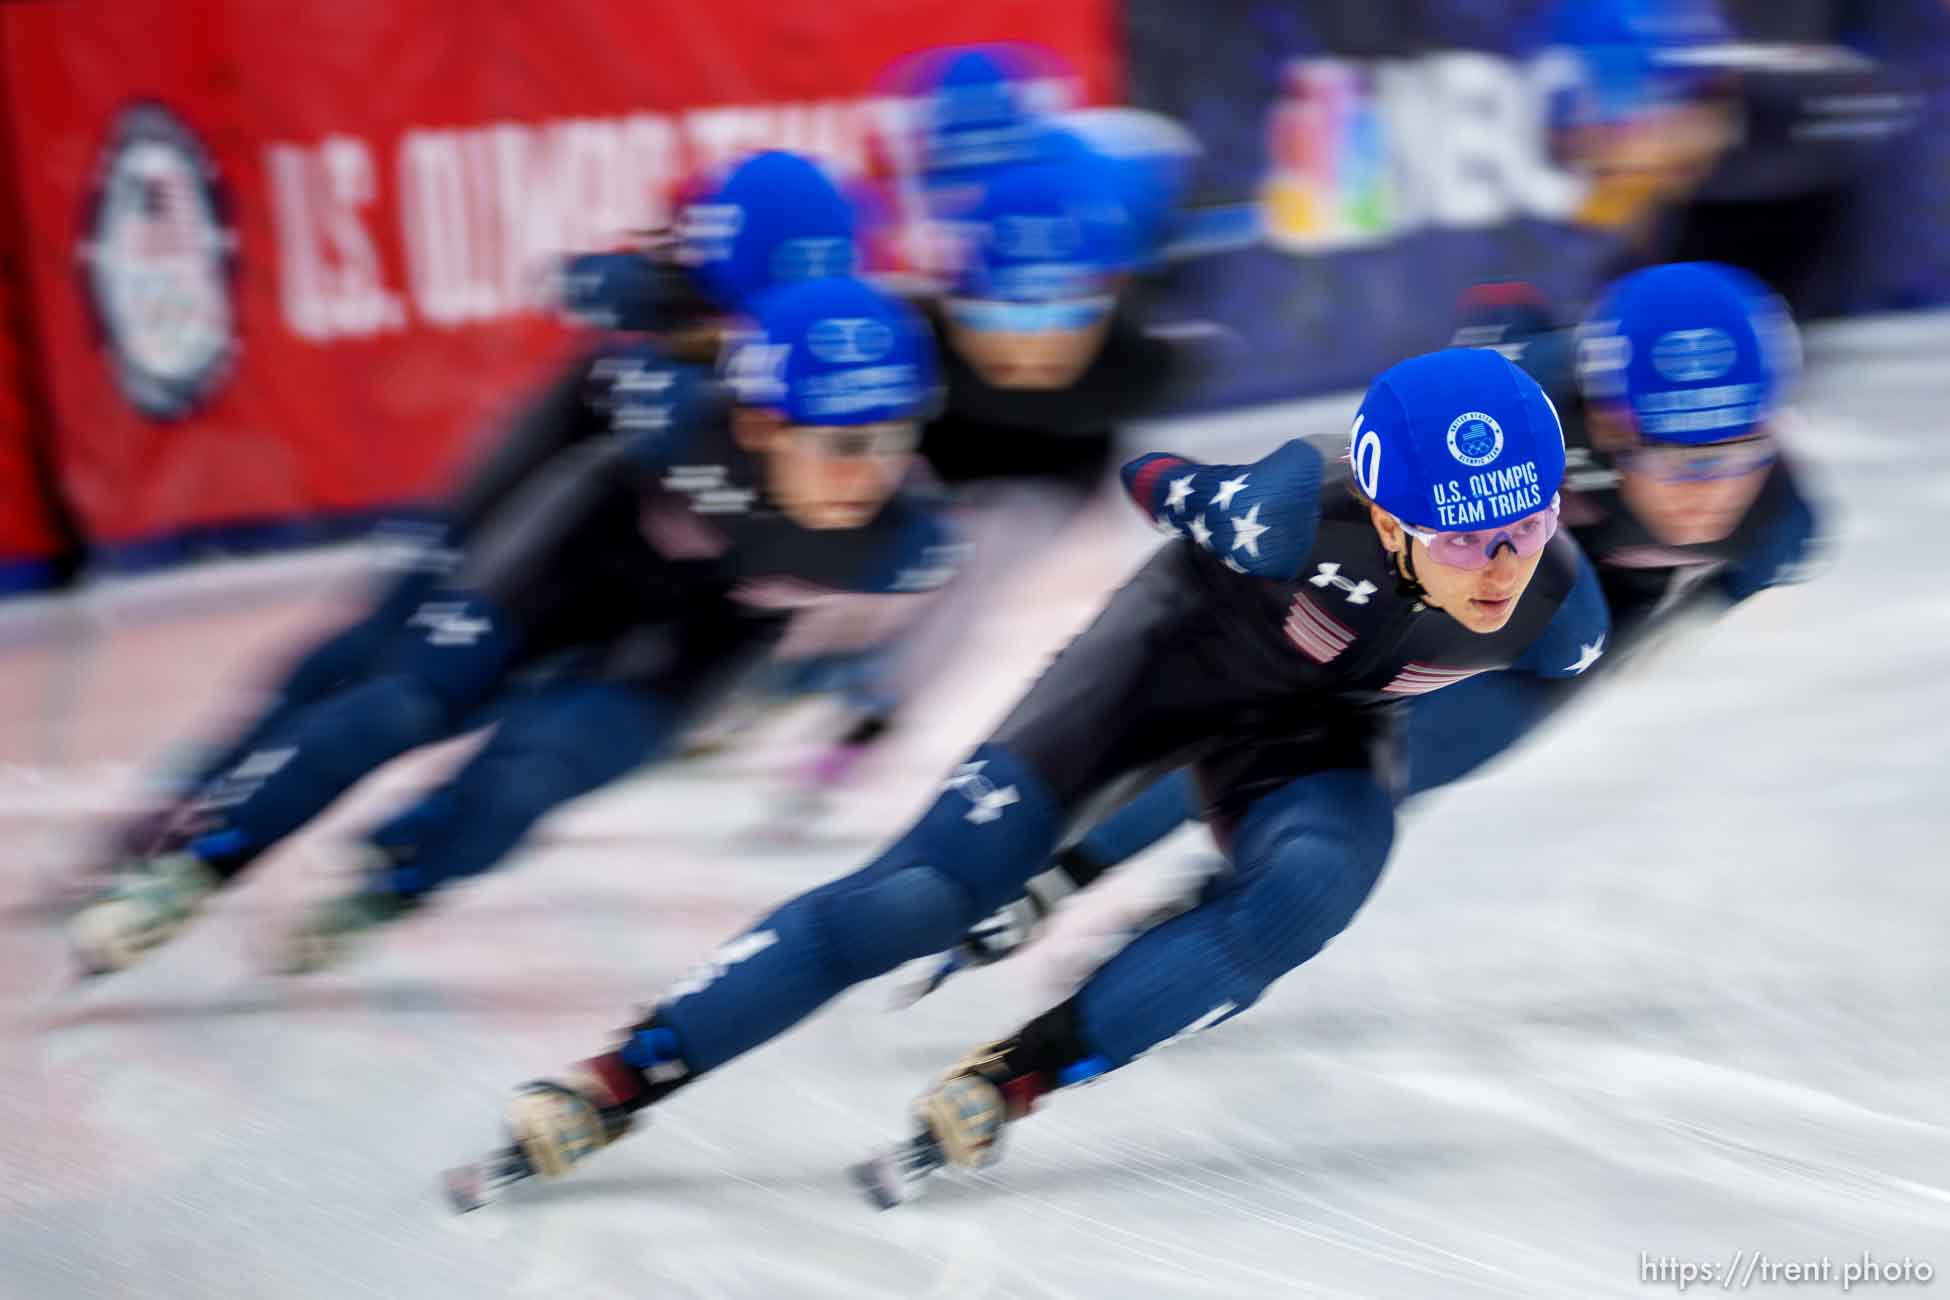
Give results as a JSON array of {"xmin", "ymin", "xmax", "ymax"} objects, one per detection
[
  {"xmin": 963, "ymin": 893, "xmax": 1044, "ymax": 966},
  {"xmin": 1121, "ymin": 439, "xmax": 1323, "ymax": 581},
  {"xmin": 894, "ymin": 868, "xmax": 1076, "ymax": 1006},
  {"xmin": 893, "ymin": 897, "xmax": 1040, "ymax": 1007}
]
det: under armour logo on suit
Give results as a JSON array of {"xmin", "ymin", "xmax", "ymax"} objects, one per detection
[
  {"xmin": 1308, "ymin": 562, "xmax": 1376, "ymax": 605},
  {"xmin": 409, "ymin": 602, "xmax": 493, "ymax": 647},
  {"xmin": 944, "ymin": 761, "xmax": 1020, "ymax": 824}
]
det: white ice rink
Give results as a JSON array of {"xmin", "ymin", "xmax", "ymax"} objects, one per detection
[{"xmin": 3, "ymin": 315, "xmax": 1947, "ymax": 1299}]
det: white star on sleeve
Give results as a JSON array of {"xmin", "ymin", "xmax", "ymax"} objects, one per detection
[
  {"xmin": 1229, "ymin": 503, "xmax": 1269, "ymax": 558},
  {"xmin": 1187, "ymin": 514, "xmax": 1213, "ymax": 548},
  {"xmin": 1210, "ymin": 473, "xmax": 1249, "ymax": 511},
  {"xmin": 1164, "ymin": 474, "xmax": 1196, "ymax": 513},
  {"xmin": 1155, "ymin": 514, "xmax": 1182, "ymax": 538},
  {"xmin": 1565, "ymin": 636, "xmax": 1605, "ymax": 675}
]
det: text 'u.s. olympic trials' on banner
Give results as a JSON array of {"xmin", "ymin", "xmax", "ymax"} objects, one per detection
[{"xmin": 0, "ymin": 0, "xmax": 1117, "ymax": 566}]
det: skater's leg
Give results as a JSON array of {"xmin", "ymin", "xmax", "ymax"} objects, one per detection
[
  {"xmin": 67, "ymin": 608, "xmax": 522, "ymax": 975},
  {"xmin": 1068, "ymin": 766, "xmax": 1202, "ymax": 881},
  {"xmin": 181, "ymin": 440, "xmax": 660, "ymax": 875},
  {"xmin": 496, "ymin": 547, "xmax": 1223, "ymax": 1181},
  {"xmin": 274, "ymin": 678, "xmax": 671, "ymax": 973},
  {"xmin": 279, "ymin": 613, "xmax": 782, "ymax": 972},
  {"xmin": 651, "ymin": 741, "xmax": 1065, "ymax": 1073},
  {"xmin": 364, "ymin": 787, "xmax": 461, "ymax": 862},
  {"xmin": 350, "ymin": 677, "xmax": 530, "ymax": 861},
  {"xmin": 857, "ymin": 767, "xmax": 1396, "ymax": 1198},
  {"xmin": 181, "ymin": 595, "xmax": 521, "ymax": 875},
  {"xmin": 73, "ymin": 442, "xmax": 656, "ymax": 973},
  {"xmin": 102, "ymin": 570, "xmax": 445, "ymax": 871},
  {"xmin": 648, "ymin": 547, "xmax": 1225, "ymax": 1075},
  {"xmin": 1061, "ymin": 768, "xmax": 1395, "ymax": 1067},
  {"xmin": 371, "ymin": 680, "xmax": 671, "ymax": 895},
  {"xmin": 896, "ymin": 765, "xmax": 1207, "ymax": 1002},
  {"xmin": 478, "ymin": 743, "xmax": 1070, "ymax": 1187}
]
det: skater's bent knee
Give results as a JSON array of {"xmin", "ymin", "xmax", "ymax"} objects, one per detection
[
  {"xmin": 1232, "ymin": 771, "xmax": 1395, "ymax": 882},
  {"xmin": 805, "ymin": 863, "xmax": 977, "ymax": 986},
  {"xmin": 304, "ymin": 677, "xmax": 450, "ymax": 780}
]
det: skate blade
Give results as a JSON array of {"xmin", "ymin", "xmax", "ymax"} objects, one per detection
[
  {"xmin": 443, "ymin": 1144, "xmax": 533, "ymax": 1213},
  {"xmin": 848, "ymin": 1151, "xmax": 905, "ymax": 1211},
  {"xmin": 849, "ymin": 1132, "xmax": 945, "ymax": 1211},
  {"xmin": 889, "ymin": 950, "xmax": 965, "ymax": 1010}
]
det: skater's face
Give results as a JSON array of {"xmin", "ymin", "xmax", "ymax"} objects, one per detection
[
  {"xmin": 1598, "ymin": 404, "xmax": 1777, "ymax": 545},
  {"xmin": 736, "ymin": 407, "xmax": 917, "ymax": 529},
  {"xmin": 944, "ymin": 295, "xmax": 1115, "ymax": 390},
  {"xmin": 1370, "ymin": 505, "xmax": 1550, "ymax": 634}
]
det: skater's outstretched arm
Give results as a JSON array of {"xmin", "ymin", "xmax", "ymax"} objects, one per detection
[{"xmin": 1121, "ymin": 438, "xmax": 1324, "ymax": 581}]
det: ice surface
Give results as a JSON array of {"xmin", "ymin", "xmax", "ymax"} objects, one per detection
[{"xmin": 2, "ymin": 315, "xmax": 1946, "ymax": 1299}]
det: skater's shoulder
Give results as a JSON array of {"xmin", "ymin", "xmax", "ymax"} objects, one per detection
[
  {"xmin": 1719, "ymin": 456, "xmax": 1829, "ymax": 599},
  {"xmin": 854, "ymin": 491, "xmax": 965, "ymax": 594},
  {"xmin": 584, "ymin": 345, "xmax": 726, "ymax": 470},
  {"xmin": 1507, "ymin": 537, "xmax": 1610, "ymax": 677},
  {"xmin": 1122, "ymin": 438, "xmax": 1325, "ymax": 582}
]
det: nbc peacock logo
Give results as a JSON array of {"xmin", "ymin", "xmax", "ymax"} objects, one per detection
[{"xmin": 1260, "ymin": 59, "xmax": 1393, "ymax": 252}]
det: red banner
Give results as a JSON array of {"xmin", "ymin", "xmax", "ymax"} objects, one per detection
[
  {"xmin": 0, "ymin": 267, "xmax": 62, "ymax": 587},
  {"xmin": 0, "ymin": 0, "xmax": 1117, "ymax": 557},
  {"xmin": 0, "ymin": 33, "xmax": 62, "ymax": 589}
]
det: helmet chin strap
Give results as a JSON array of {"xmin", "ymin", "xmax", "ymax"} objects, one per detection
[{"xmin": 1391, "ymin": 537, "xmax": 1427, "ymax": 600}]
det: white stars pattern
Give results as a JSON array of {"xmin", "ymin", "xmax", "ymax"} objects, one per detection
[
  {"xmin": 1187, "ymin": 514, "xmax": 1213, "ymax": 547},
  {"xmin": 1164, "ymin": 474, "xmax": 1196, "ymax": 512},
  {"xmin": 1564, "ymin": 637, "xmax": 1605, "ymax": 675},
  {"xmin": 1229, "ymin": 503, "xmax": 1269, "ymax": 559},
  {"xmin": 1210, "ymin": 473, "xmax": 1250, "ymax": 511}
]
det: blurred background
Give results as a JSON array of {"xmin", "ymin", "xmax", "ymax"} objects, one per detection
[
  {"xmin": 3, "ymin": 3, "xmax": 1948, "ymax": 1297},
  {"xmin": 0, "ymin": 0, "xmax": 1944, "ymax": 587}
]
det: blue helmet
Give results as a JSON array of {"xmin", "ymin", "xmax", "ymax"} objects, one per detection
[
  {"xmin": 1577, "ymin": 261, "xmax": 1800, "ymax": 444},
  {"xmin": 678, "ymin": 151, "xmax": 858, "ymax": 313},
  {"xmin": 1543, "ymin": 0, "xmax": 1731, "ymax": 126},
  {"xmin": 1351, "ymin": 348, "xmax": 1566, "ymax": 532},
  {"xmin": 914, "ymin": 46, "xmax": 1048, "ymax": 177},
  {"xmin": 1041, "ymin": 110, "xmax": 1198, "ymax": 266},
  {"xmin": 955, "ymin": 157, "xmax": 1136, "ymax": 303},
  {"xmin": 727, "ymin": 276, "xmax": 939, "ymax": 426}
]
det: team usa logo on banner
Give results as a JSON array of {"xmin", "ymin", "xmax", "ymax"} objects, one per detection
[{"xmin": 77, "ymin": 102, "xmax": 241, "ymax": 420}]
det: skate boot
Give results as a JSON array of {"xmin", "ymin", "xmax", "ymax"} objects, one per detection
[
  {"xmin": 504, "ymin": 1058, "xmax": 644, "ymax": 1179},
  {"xmin": 852, "ymin": 1038, "xmax": 1058, "ymax": 1209},
  {"xmin": 275, "ymin": 846, "xmax": 426, "ymax": 974},
  {"xmin": 68, "ymin": 851, "xmax": 221, "ymax": 974},
  {"xmin": 446, "ymin": 1024, "xmax": 691, "ymax": 1211}
]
